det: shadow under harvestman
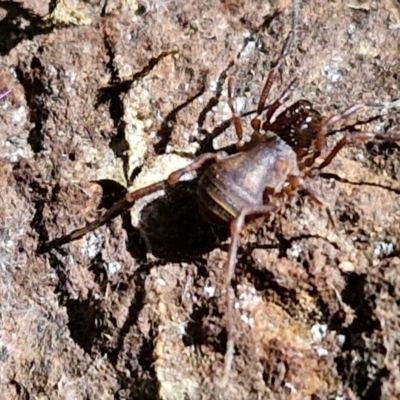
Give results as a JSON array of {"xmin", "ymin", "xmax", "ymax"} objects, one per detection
[{"xmin": 39, "ymin": 28, "xmax": 400, "ymax": 382}]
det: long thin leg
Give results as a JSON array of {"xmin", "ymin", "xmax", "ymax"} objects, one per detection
[
  {"xmin": 316, "ymin": 130, "xmax": 400, "ymax": 171},
  {"xmin": 257, "ymin": 78, "xmax": 298, "ymax": 133},
  {"xmin": 301, "ymin": 184, "xmax": 335, "ymax": 227},
  {"xmin": 253, "ymin": 0, "xmax": 299, "ymax": 125},
  {"xmin": 251, "ymin": 31, "xmax": 295, "ymax": 132},
  {"xmin": 257, "ymin": 31, "xmax": 294, "ymax": 116},
  {"xmin": 227, "ymin": 77, "xmax": 243, "ymax": 141},
  {"xmin": 314, "ymin": 103, "xmax": 385, "ymax": 155},
  {"xmin": 39, "ymin": 152, "xmax": 227, "ymax": 252},
  {"xmin": 222, "ymin": 204, "xmax": 274, "ymax": 384}
]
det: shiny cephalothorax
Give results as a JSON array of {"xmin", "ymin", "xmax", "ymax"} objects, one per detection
[{"xmin": 39, "ymin": 30, "xmax": 400, "ymax": 382}]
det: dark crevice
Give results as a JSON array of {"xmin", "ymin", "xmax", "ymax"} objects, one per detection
[
  {"xmin": 366, "ymin": 140, "xmax": 400, "ymax": 157},
  {"xmin": 326, "ymin": 114, "xmax": 384, "ymax": 137},
  {"xmin": 122, "ymin": 212, "xmax": 147, "ymax": 262},
  {"xmin": 108, "ymin": 264, "xmax": 158, "ymax": 400},
  {"xmin": 340, "ymin": 274, "xmax": 380, "ymax": 350},
  {"xmin": 89, "ymin": 252, "xmax": 109, "ymax": 291},
  {"xmin": 259, "ymin": 11, "xmax": 282, "ymax": 33},
  {"xmin": 154, "ymin": 82, "xmax": 207, "ymax": 155},
  {"xmin": 247, "ymin": 232, "xmax": 340, "ymax": 259},
  {"xmin": 241, "ymin": 259, "xmax": 295, "ymax": 307},
  {"xmin": 192, "ymin": 62, "xmax": 238, "ymax": 155},
  {"xmin": 15, "ymin": 56, "xmax": 48, "ymax": 153},
  {"xmin": 9, "ymin": 379, "xmax": 29, "ymax": 400},
  {"xmin": 197, "ymin": 62, "xmax": 233, "ymax": 129},
  {"xmin": 182, "ymin": 301, "xmax": 225, "ymax": 356},
  {"xmin": 0, "ymin": 1, "xmax": 53, "ymax": 55},
  {"xmin": 13, "ymin": 160, "xmax": 50, "ymax": 243},
  {"xmin": 108, "ymin": 263, "xmax": 149, "ymax": 366},
  {"xmin": 64, "ymin": 297, "xmax": 104, "ymax": 354},
  {"xmin": 336, "ymin": 204, "xmax": 360, "ymax": 225},
  {"xmin": 196, "ymin": 120, "xmax": 232, "ymax": 155},
  {"xmin": 114, "ymin": 329, "xmax": 158, "ymax": 400},
  {"xmin": 334, "ymin": 273, "xmax": 386, "ymax": 400},
  {"xmin": 56, "ymin": 252, "xmax": 107, "ymax": 354},
  {"xmin": 320, "ymin": 172, "xmax": 400, "ymax": 194},
  {"xmin": 239, "ymin": 230, "xmax": 342, "ymax": 328},
  {"xmin": 96, "ymin": 50, "xmax": 180, "ymax": 107},
  {"xmin": 96, "ymin": 50, "xmax": 180, "ymax": 181},
  {"xmin": 94, "ymin": 179, "xmax": 127, "ymax": 210}
]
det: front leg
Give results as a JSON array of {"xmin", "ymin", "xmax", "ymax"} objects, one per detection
[{"xmin": 222, "ymin": 204, "xmax": 275, "ymax": 384}]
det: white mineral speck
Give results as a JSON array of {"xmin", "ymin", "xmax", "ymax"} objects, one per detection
[
  {"xmin": 311, "ymin": 323, "xmax": 327, "ymax": 342},
  {"xmin": 204, "ymin": 286, "xmax": 215, "ymax": 297},
  {"xmin": 106, "ymin": 261, "xmax": 121, "ymax": 275},
  {"xmin": 337, "ymin": 334, "xmax": 346, "ymax": 346},
  {"xmin": 316, "ymin": 347, "xmax": 329, "ymax": 357},
  {"xmin": 12, "ymin": 106, "xmax": 27, "ymax": 123}
]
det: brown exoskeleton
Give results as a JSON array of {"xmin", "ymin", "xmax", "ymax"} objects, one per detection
[{"xmin": 39, "ymin": 30, "xmax": 400, "ymax": 381}]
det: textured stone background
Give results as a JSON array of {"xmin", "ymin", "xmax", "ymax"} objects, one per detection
[{"xmin": 0, "ymin": 0, "xmax": 400, "ymax": 399}]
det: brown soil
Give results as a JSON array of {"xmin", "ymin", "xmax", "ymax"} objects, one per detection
[{"xmin": 1, "ymin": 0, "xmax": 400, "ymax": 399}]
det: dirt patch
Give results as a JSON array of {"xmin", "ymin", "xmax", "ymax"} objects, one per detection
[{"xmin": 1, "ymin": 0, "xmax": 400, "ymax": 399}]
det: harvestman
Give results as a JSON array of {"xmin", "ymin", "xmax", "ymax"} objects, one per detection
[{"xmin": 40, "ymin": 30, "xmax": 400, "ymax": 381}]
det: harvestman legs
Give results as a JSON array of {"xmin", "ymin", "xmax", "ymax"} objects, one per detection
[
  {"xmin": 224, "ymin": 33, "xmax": 400, "ymax": 382},
  {"xmin": 223, "ymin": 204, "xmax": 274, "ymax": 382},
  {"xmin": 222, "ymin": 31, "xmax": 300, "ymax": 382},
  {"xmin": 311, "ymin": 103, "xmax": 400, "ymax": 173},
  {"xmin": 39, "ymin": 152, "xmax": 228, "ymax": 251}
]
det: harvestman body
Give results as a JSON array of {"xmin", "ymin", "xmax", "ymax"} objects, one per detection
[{"xmin": 40, "ymin": 29, "xmax": 400, "ymax": 381}]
